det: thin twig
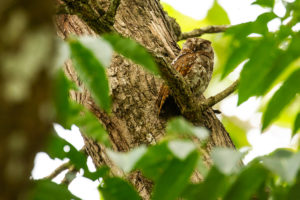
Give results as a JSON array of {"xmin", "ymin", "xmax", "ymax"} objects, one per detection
[
  {"xmin": 104, "ymin": 0, "xmax": 121, "ymax": 25},
  {"xmin": 61, "ymin": 165, "xmax": 78, "ymax": 186},
  {"xmin": 202, "ymin": 79, "xmax": 239, "ymax": 109},
  {"xmin": 44, "ymin": 162, "xmax": 71, "ymax": 180},
  {"xmin": 178, "ymin": 25, "xmax": 229, "ymax": 41}
]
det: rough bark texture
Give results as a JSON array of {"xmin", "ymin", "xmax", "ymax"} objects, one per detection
[
  {"xmin": 55, "ymin": 0, "xmax": 235, "ymax": 199},
  {"xmin": 0, "ymin": 0, "xmax": 56, "ymax": 199}
]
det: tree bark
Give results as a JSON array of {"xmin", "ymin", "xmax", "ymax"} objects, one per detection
[{"xmin": 55, "ymin": 0, "xmax": 235, "ymax": 199}]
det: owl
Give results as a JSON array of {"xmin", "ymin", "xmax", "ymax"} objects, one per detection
[{"xmin": 156, "ymin": 38, "xmax": 214, "ymax": 115}]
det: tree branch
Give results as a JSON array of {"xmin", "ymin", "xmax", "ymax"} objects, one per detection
[
  {"xmin": 61, "ymin": 0, "xmax": 115, "ymax": 34},
  {"xmin": 178, "ymin": 25, "xmax": 229, "ymax": 41},
  {"xmin": 44, "ymin": 161, "xmax": 71, "ymax": 180},
  {"xmin": 104, "ymin": 0, "xmax": 121, "ymax": 25},
  {"xmin": 61, "ymin": 165, "xmax": 78, "ymax": 186},
  {"xmin": 202, "ymin": 79, "xmax": 239, "ymax": 109}
]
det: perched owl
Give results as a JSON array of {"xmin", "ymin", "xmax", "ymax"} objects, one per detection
[{"xmin": 156, "ymin": 38, "xmax": 214, "ymax": 115}]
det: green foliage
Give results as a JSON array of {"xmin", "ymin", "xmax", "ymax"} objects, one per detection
[
  {"xmin": 100, "ymin": 177, "xmax": 141, "ymax": 200},
  {"xmin": 222, "ymin": 1, "xmax": 300, "ymax": 131},
  {"xmin": 69, "ymin": 37, "xmax": 111, "ymax": 112},
  {"xmin": 262, "ymin": 69, "xmax": 300, "ymax": 130},
  {"xmin": 294, "ymin": 113, "xmax": 300, "ymax": 135},
  {"xmin": 43, "ymin": 1, "xmax": 300, "ymax": 199},
  {"xmin": 152, "ymin": 152, "xmax": 198, "ymax": 200},
  {"xmin": 252, "ymin": 0, "xmax": 275, "ymax": 8},
  {"xmin": 221, "ymin": 116, "xmax": 250, "ymax": 148},
  {"xmin": 211, "ymin": 147, "xmax": 243, "ymax": 175},
  {"xmin": 102, "ymin": 34, "xmax": 159, "ymax": 75},
  {"xmin": 166, "ymin": 117, "xmax": 209, "ymax": 140},
  {"xmin": 206, "ymin": 0, "xmax": 230, "ymax": 25},
  {"xmin": 30, "ymin": 180, "xmax": 80, "ymax": 200}
]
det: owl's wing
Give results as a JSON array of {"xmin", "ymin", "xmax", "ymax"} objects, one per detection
[
  {"xmin": 156, "ymin": 54, "xmax": 195, "ymax": 115},
  {"xmin": 156, "ymin": 84, "xmax": 170, "ymax": 114}
]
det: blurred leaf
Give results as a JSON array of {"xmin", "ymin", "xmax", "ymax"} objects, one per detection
[
  {"xmin": 222, "ymin": 116, "xmax": 250, "ymax": 148},
  {"xmin": 196, "ymin": 156, "xmax": 209, "ymax": 178},
  {"xmin": 212, "ymin": 147, "xmax": 243, "ymax": 175},
  {"xmin": 252, "ymin": 0, "xmax": 275, "ymax": 8},
  {"xmin": 100, "ymin": 177, "xmax": 141, "ymax": 200},
  {"xmin": 221, "ymin": 38, "xmax": 257, "ymax": 79},
  {"xmin": 31, "ymin": 180, "xmax": 80, "ymax": 200},
  {"xmin": 288, "ymin": 173, "xmax": 300, "ymax": 200},
  {"xmin": 238, "ymin": 37, "xmax": 280, "ymax": 104},
  {"xmin": 224, "ymin": 164, "xmax": 269, "ymax": 200},
  {"xmin": 46, "ymin": 135, "xmax": 87, "ymax": 169},
  {"xmin": 257, "ymin": 33, "xmax": 300, "ymax": 96},
  {"xmin": 293, "ymin": 112, "xmax": 300, "ymax": 135},
  {"xmin": 225, "ymin": 12, "xmax": 276, "ymax": 39},
  {"xmin": 78, "ymin": 36, "xmax": 113, "ymax": 67},
  {"xmin": 102, "ymin": 34, "xmax": 159, "ymax": 75},
  {"xmin": 168, "ymin": 140, "xmax": 196, "ymax": 160},
  {"xmin": 262, "ymin": 149, "xmax": 300, "ymax": 183},
  {"xmin": 262, "ymin": 68, "xmax": 300, "ymax": 130},
  {"xmin": 152, "ymin": 152, "xmax": 198, "ymax": 200},
  {"xmin": 53, "ymin": 69, "xmax": 73, "ymax": 128},
  {"xmin": 75, "ymin": 110, "xmax": 111, "ymax": 147},
  {"xmin": 206, "ymin": 0, "xmax": 230, "ymax": 25},
  {"xmin": 166, "ymin": 117, "xmax": 210, "ymax": 140},
  {"xmin": 69, "ymin": 39, "xmax": 111, "ymax": 112},
  {"xmin": 84, "ymin": 166, "xmax": 110, "ymax": 181},
  {"xmin": 107, "ymin": 146, "xmax": 147, "ymax": 173},
  {"xmin": 134, "ymin": 143, "xmax": 174, "ymax": 181},
  {"xmin": 182, "ymin": 167, "xmax": 231, "ymax": 200}
]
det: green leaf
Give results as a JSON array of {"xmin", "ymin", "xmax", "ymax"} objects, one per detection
[
  {"xmin": 262, "ymin": 149, "xmax": 300, "ymax": 183},
  {"xmin": 46, "ymin": 135, "xmax": 87, "ymax": 169},
  {"xmin": 166, "ymin": 117, "xmax": 210, "ymax": 141},
  {"xmin": 75, "ymin": 110, "xmax": 111, "ymax": 147},
  {"xmin": 262, "ymin": 68, "xmax": 300, "ymax": 130},
  {"xmin": 224, "ymin": 164, "xmax": 269, "ymax": 200},
  {"xmin": 134, "ymin": 143, "xmax": 174, "ymax": 181},
  {"xmin": 238, "ymin": 37, "xmax": 280, "ymax": 104},
  {"xmin": 102, "ymin": 34, "xmax": 159, "ymax": 75},
  {"xmin": 256, "ymin": 33, "xmax": 300, "ymax": 96},
  {"xmin": 78, "ymin": 36, "xmax": 113, "ymax": 68},
  {"xmin": 206, "ymin": 0, "xmax": 230, "ymax": 25},
  {"xmin": 182, "ymin": 167, "xmax": 231, "ymax": 200},
  {"xmin": 225, "ymin": 12, "xmax": 276, "ymax": 39},
  {"xmin": 100, "ymin": 177, "xmax": 141, "ymax": 200},
  {"xmin": 222, "ymin": 116, "xmax": 250, "ymax": 148},
  {"xmin": 152, "ymin": 152, "xmax": 198, "ymax": 200},
  {"xmin": 288, "ymin": 173, "xmax": 300, "ymax": 200},
  {"xmin": 293, "ymin": 112, "xmax": 300, "ymax": 135},
  {"xmin": 107, "ymin": 146, "xmax": 147, "ymax": 173},
  {"xmin": 53, "ymin": 69, "xmax": 72, "ymax": 128},
  {"xmin": 31, "ymin": 180, "xmax": 80, "ymax": 200},
  {"xmin": 168, "ymin": 140, "xmax": 196, "ymax": 160},
  {"xmin": 69, "ymin": 39, "xmax": 111, "ymax": 112},
  {"xmin": 212, "ymin": 147, "xmax": 243, "ymax": 175},
  {"xmin": 221, "ymin": 38, "xmax": 258, "ymax": 79},
  {"xmin": 252, "ymin": 0, "xmax": 275, "ymax": 8},
  {"xmin": 84, "ymin": 166, "xmax": 110, "ymax": 181}
]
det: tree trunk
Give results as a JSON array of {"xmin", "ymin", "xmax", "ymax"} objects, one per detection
[
  {"xmin": 55, "ymin": 0, "xmax": 235, "ymax": 199},
  {"xmin": 0, "ymin": 0, "xmax": 56, "ymax": 199}
]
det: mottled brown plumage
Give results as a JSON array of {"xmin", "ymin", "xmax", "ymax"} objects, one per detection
[{"xmin": 156, "ymin": 38, "xmax": 214, "ymax": 115}]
